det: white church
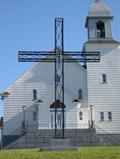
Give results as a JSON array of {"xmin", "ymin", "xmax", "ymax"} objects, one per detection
[{"xmin": 1, "ymin": 0, "xmax": 120, "ymax": 147}]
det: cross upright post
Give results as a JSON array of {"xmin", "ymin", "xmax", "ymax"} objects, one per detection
[
  {"xmin": 54, "ymin": 18, "xmax": 65, "ymax": 138},
  {"xmin": 18, "ymin": 18, "xmax": 100, "ymax": 139}
]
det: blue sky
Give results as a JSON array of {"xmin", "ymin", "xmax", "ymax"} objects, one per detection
[{"xmin": 0, "ymin": 0, "xmax": 120, "ymax": 116}]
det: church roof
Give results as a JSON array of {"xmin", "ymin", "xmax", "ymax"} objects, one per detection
[
  {"xmin": 88, "ymin": 0, "xmax": 112, "ymax": 17},
  {"xmin": 84, "ymin": 39, "xmax": 120, "ymax": 45}
]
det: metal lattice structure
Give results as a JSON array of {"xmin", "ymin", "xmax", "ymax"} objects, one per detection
[{"xmin": 18, "ymin": 18, "xmax": 100, "ymax": 139}]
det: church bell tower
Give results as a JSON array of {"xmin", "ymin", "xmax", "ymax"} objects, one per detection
[
  {"xmin": 84, "ymin": 0, "xmax": 120, "ymax": 135},
  {"xmin": 85, "ymin": 0, "xmax": 113, "ymax": 40}
]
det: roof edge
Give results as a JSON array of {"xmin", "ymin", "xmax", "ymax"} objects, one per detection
[
  {"xmin": 85, "ymin": 16, "xmax": 113, "ymax": 28},
  {"xmin": 83, "ymin": 39, "xmax": 120, "ymax": 46}
]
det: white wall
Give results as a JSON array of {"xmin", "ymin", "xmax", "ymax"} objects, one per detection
[
  {"xmin": 38, "ymin": 88, "xmax": 89, "ymax": 129},
  {"xmin": 85, "ymin": 42, "xmax": 120, "ymax": 134},
  {"xmin": 3, "ymin": 61, "xmax": 88, "ymax": 135}
]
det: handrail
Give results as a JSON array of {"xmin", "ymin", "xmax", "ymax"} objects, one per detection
[
  {"xmin": 5, "ymin": 123, "xmax": 120, "ymax": 148},
  {"xmin": 3, "ymin": 125, "xmax": 28, "ymax": 148},
  {"xmin": 94, "ymin": 125, "xmax": 120, "ymax": 145}
]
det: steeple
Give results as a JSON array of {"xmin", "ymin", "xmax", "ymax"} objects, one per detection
[{"xmin": 85, "ymin": 0, "xmax": 113, "ymax": 40}]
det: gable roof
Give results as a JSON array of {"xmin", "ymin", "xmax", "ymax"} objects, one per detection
[{"xmin": 3, "ymin": 55, "xmax": 86, "ymax": 94}]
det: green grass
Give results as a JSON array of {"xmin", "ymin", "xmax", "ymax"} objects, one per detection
[{"xmin": 0, "ymin": 146, "xmax": 120, "ymax": 159}]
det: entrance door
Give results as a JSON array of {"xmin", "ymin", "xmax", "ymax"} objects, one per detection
[{"xmin": 50, "ymin": 110, "xmax": 63, "ymax": 129}]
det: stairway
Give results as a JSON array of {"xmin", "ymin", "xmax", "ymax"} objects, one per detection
[
  {"xmin": 3, "ymin": 127, "xmax": 120, "ymax": 149},
  {"xmin": 94, "ymin": 125, "xmax": 120, "ymax": 146},
  {"xmin": 4, "ymin": 128, "xmax": 96, "ymax": 149}
]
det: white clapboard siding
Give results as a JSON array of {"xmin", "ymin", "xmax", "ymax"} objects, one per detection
[
  {"xmin": 77, "ymin": 106, "xmax": 89, "ymax": 129},
  {"xmin": 38, "ymin": 87, "xmax": 86, "ymax": 129},
  {"xmin": 85, "ymin": 42, "xmax": 120, "ymax": 134},
  {"xmin": 3, "ymin": 61, "xmax": 87, "ymax": 135}
]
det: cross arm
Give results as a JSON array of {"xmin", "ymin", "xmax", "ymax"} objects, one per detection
[
  {"xmin": 64, "ymin": 51, "xmax": 100, "ymax": 62},
  {"xmin": 18, "ymin": 51, "xmax": 55, "ymax": 62},
  {"xmin": 18, "ymin": 51, "xmax": 100, "ymax": 63}
]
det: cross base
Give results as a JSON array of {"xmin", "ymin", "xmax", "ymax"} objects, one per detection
[{"xmin": 42, "ymin": 138, "xmax": 78, "ymax": 151}]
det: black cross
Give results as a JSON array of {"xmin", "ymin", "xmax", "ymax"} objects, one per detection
[{"xmin": 18, "ymin": 18, "xmax": 100, "ymax": 139}]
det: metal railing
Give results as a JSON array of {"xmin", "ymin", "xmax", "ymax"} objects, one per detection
[
  {"xmin": 4, "ymin": 123, "xmax": 120, "ymax": 149},
  {"xmin": 3, "ymin": 125, "xmax": 28, "ymax": 148},
  {"xmin": 94, "ymin": 125, "xmax": 120, "ymax": 146}
]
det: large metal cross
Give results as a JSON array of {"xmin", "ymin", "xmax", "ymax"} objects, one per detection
[{"xmin": 18, "ymin": 18, "xmax": 100, "ymax": 139}]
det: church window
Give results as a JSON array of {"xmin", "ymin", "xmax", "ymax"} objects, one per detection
[
  {"xmin": 33, "ymin": 89, "xmax": 37, "ymax": 100},
  {"xmin": 33, "ymin": 111, "xmax": 37, "ymax": 121},
  {"xmin": 51, "ymin": 114, "xmax": 54, "ymax": 128},
  {"xmin": 102, "ymin": 74, "xmax": 107, "ymax": 83},
  {"xmin": 79, "ymin": 111, "xmax": 83, "ymax": 120},
  {"xmin": 78, "ymin": 89, "xmax": 83, "ymax": 100},
  {"xmin": 100, "ymin": 112, "xmax": 104, "ymax": 121},
  {"xmin": 108, "ymin": 112, "xmax": 112, "ymax": 120},
  {"xmin": 96, "ymin": 21, "xmax": 105, "ymax": 38}
]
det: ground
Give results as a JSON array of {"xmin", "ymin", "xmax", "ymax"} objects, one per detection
[{"xmin": 0, "ymin": 146, "xmax": 120, "ymax": 159}]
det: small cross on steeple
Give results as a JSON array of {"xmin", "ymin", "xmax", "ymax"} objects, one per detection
[{"xmin": 95, "ymin": 0, "xmax": 100, "ymax": 3}]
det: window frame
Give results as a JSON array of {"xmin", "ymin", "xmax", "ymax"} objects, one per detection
[
  {"xmin": 79, "ymin": 111, "xmax": 83, "ymax": 121},
  {"xmin": 33, "ymin": 89, "xmax": 37, "ymax": 100},
  {"xmin": 102, "ymin": 73, "xmax": 107, "ymax": 83},
  {"xmin": 100, "ymin": 112, "xmax": 104, "ymax": 121},
  {"xmin": 108, "ymin": 112, "xmax": 112, "ymax": 121},
  {"xmin": 78, "ymin": 89, "xmax": 83, "ymax": 100}
]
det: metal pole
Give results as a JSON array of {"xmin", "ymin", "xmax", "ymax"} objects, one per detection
[
  {"xmin": 22, "ymin": 106, "xmax": 26, "ymax": 132},
  {"xmin": 61, "ymin": 19, "xmax": 64, "ymax": 139},
  {"xmin": 55, "ymin": 18, "xmax": 64, "ymax": 138},
  {"xmin": 0, "ymin": 128, "xmax": 3, "ymax": 150},
  {"xmin": 55, "ymin": 19, "xmax": 57, "ymax": 138},
  {"xmin": 90, "ymin": 105, "xmax": 93, "ymax": 128}
]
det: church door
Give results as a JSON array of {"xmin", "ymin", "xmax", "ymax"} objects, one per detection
[{"xmin": 50, "ymin": 110, "xmax": 64, "ymax": 129}]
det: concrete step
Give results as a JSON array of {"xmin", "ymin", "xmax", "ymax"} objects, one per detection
[{"xmin": 4, "ymin": 128, "xmax": 120, "ymax": 149}]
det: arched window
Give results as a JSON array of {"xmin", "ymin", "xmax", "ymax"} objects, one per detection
[
  {"xmin": 79, "ymin": 111, "xmax": 83, "ymax": 120},
  {"xmin": 96, "ymin": 21, "xmax": 105, "ymax": 38},
  {"xmin": 33, "ymin": 89, "xmax": 37, "ymax": 100},
  {"xmin": 100, "ymin": 112, "xmax": 104, "ymax": 121},
  {"xmin": 102, "ymin": 73, "xmax": 107, "ymax": 83},
  {"xmin": 78, "ymin": 89, "xmax": 83, "ymax": 100}
]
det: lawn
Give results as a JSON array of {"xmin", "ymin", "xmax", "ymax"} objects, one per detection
[{"xmin": 0, "ymin": 146, "xmax": 120, "ymax": 159}]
